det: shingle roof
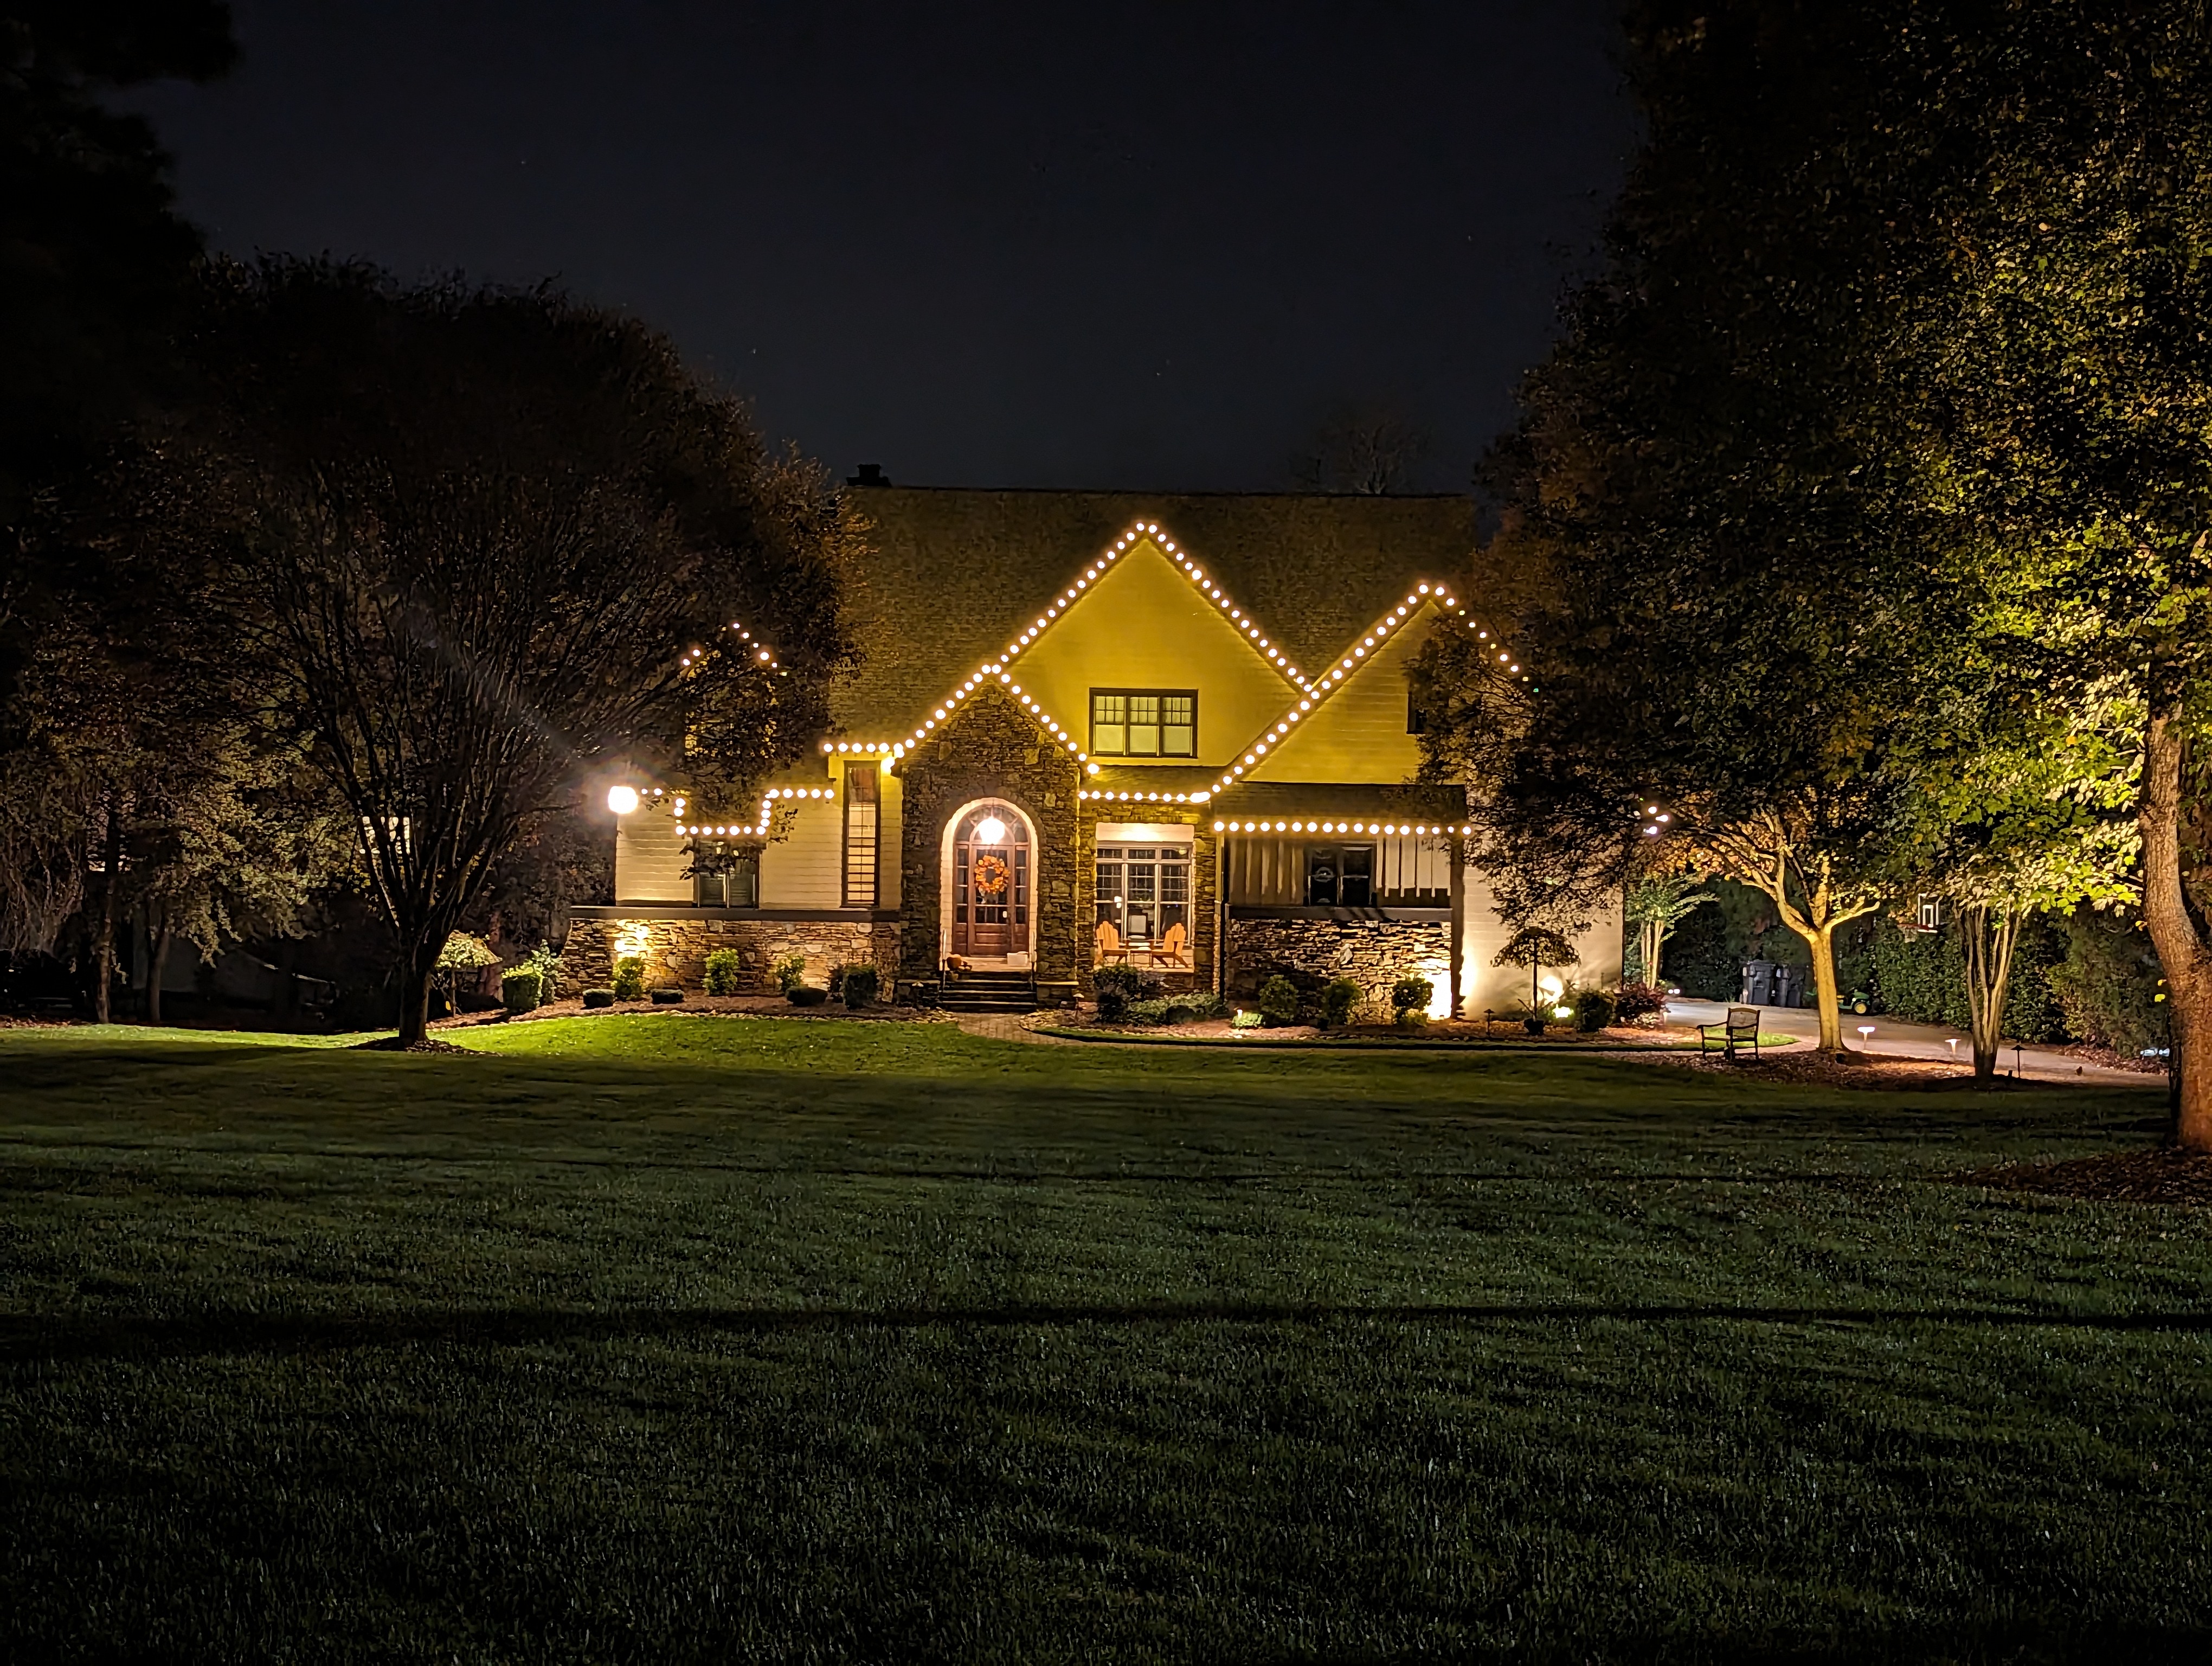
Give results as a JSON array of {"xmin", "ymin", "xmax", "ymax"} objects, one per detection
[{"xmin": 831, "ymin": 488, "xmax": 1477, "ymax": 734}]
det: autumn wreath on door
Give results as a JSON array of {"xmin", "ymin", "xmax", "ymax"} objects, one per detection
[{"xmin": 972, "ymin": 853, "xmax": 1011, "ymax": 898}]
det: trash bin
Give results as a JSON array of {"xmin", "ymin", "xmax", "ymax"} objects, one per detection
[
  {"xmin": 1740, "ymin": 959, "xmax": 1776, "ymax": 1006},
  {"xmin": 1771, "ymin": 964, "xmax": 1802, "ymax": 1008}
]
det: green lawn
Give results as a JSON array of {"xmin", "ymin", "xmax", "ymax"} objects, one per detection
[{"xmin": 1, "ymin": 1014, "xmax": 2205, "ymax": 1661}]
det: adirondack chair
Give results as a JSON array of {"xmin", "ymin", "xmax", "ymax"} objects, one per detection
[
  {"xmin": 1094, "ymin": 918, "xmax": 1130, "ymax": 965},
  {"xmin": 1148, "ymin": 919, "xmax": 1191, "ymax": 969}
]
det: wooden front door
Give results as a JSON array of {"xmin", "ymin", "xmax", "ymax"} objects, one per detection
[{"xmin": 952, "ymin": 803, "xmax": 1029, "ymax": 960}]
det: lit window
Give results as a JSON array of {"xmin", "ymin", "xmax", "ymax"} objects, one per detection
[{"xmin": 1090, "ymin": 689, "xmax": 1197, "ymax": 758}]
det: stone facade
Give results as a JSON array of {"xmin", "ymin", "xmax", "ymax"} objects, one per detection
[
  {"xmin": 893, "ymin": 685, "xmax": 1083, "ymax": 991},
  {"xmin": 566, "ymin": 913, "xmax": 899, "ymax": 994},
  {"xmin": 1224, "ymin": 915, "xmax": 1451, "ymax": 1012}
]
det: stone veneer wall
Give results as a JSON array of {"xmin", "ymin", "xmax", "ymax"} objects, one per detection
[
  {"xmin": 1072, "ymin": 805, "xmax": 1218, "ymax": 997},
  {"xmin": 567, "ymin": 915, "xmax": 899, "ymax": 994},
  {"xmin": 894, "ymin": 685, "xmax": 1083, "ymax": 989},
  {"xmin": 1225, "ymin": 917, "xmax": 1451, "ymax": 1009}
]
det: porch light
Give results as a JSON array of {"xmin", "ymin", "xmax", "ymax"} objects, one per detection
[
  {"xmin": 606, "ymin": 785, "xmax": 640, "ymax": 815},
  {"xmin": 976, "ymin": 816, "xmax": 1007, "ymax": 844}
]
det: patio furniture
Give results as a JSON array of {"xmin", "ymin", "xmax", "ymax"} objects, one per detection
[
  {"xmin": 1699, "ymin": 1005, "xmax": 1761, "ymax": 1061},
  {"xmin": 1094, "ymin": 919, "xmax": 1130, "ymax": 965},
  {"xmin": 1148, "ymin": 920, "xmax": 1191, "ymax": 969}
]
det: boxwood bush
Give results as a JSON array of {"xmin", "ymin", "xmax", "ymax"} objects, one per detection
[
  {"xmin": 703, "ymin": 949, "xmax": 742, "ymax": 996},
  {"xmin": 843, "ymin": 965, "xmax": 879, "ymax": 1008},
  {"xmin": 1320, "ymin": 977, "xmax": 1361, "ymax": 1029},
  {"xmin": 1257, "ymin": 976, "xmax": 1301, "ymax": 1028},
  {"xmin": 500, "ymin": 966, "xmax": 542, "ymax": 1014},
  {"xmin": 582, "ymin": 988, "xmax": 615, "ymax": 1009},
  {"xmin": 611, "ymin": 956, "xmax": 646, "ymax": 1002}
]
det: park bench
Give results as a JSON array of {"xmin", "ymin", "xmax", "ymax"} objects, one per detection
[{"xmin": 1699, "ymin": 1005, "xmax": 1761, "ymax": 1061}]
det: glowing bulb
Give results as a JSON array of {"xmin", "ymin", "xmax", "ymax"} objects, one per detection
[
  {"xmin": 976, "ymin": 816, "xmax": 1007, "ymax": 844},
  {"xmin": 606, "ymin": 784, "xmax": 640, "ymax": 815}
]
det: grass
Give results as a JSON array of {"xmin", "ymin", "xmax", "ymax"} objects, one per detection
[{"xmin": 1, "ymin": 1013, "xmax": 2206, "ymax": 1661}]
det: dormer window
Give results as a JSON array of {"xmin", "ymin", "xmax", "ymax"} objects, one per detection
[{"xmin": 1090, "ymin": 689, "xmax": 1197, "ymax": 757}]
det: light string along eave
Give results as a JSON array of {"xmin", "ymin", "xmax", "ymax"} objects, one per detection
[{"xmin": 1204, "ymin": 583, "xmax": 1520, "ymax": 798}]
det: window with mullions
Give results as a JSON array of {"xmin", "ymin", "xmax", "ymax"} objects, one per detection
[
  {"xmin": 1095, "ymin": 844, "xmax": 1191, "ymax": 946},
  {"xmin": 1306, "ymin": 844, "xmax": 1375, "ymax": 907},
  {"xmin": 1090, "ymin": 689, "xmax": 1197, "ymax": 757},
  {"xmin": 691, "ymin": 842, "xmax": 760, "ymax": 908}
]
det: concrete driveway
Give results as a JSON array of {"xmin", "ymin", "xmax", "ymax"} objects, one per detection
[{"xmin": 1666, "ymin": 998, "xmax": 2160, "ymax": 1087}]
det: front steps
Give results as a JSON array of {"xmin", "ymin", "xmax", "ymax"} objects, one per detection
[{"xmin": 937, "ymin": 969, "xmax": 1039, "ymax": 1014}]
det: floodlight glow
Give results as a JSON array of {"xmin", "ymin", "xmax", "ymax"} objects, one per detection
[
  {"xmin": 606, "ymin": 784, "xmax": 640, "ymax": 815},
  {"xmin": 976, "ymin": 816, "xmax": 1007, "ymax": 844}
]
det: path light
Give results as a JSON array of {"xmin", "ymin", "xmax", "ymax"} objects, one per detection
[
  {"xmin": 1946, "ymin": 1038, "xmax": 1960, "ymax": 1059},
  {"xmin": 975, "ymin": 815, "xmax": 1007, "ymax": 844},
  {"xmin": 1857, "ymin": 1024, "xmax": 1876, "ymax": 1046},
  {"xmin": 606, "ymin": 784, "xmax": 640, "ymax": 815}
]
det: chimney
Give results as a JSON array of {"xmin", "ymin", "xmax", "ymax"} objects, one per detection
[{"xmin": 846, "ymin": 463, "xmax": 891, "ymax": 488}]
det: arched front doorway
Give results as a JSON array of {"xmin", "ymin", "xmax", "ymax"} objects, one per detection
[{"xmin": 950, "ymin": 800, "xmax": 1031, "ymax": 961}]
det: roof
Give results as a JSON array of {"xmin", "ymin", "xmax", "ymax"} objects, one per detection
[{"xmin": 832, "ymin": 488, "xmax": 1477, "ymax": 733}]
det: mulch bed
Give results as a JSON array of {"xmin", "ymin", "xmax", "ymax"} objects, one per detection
[
  {"xmin": 1960, "ymin": 1148, "xmax": 2212, "ymax": 1206},
  {"xmin": 1656, "ymin": 1050, "xmax": 1969, "ymax": 1088},
  {"xmin": 352, "ymin": 1035, "xmax": 476, "ymax": 1054},
  {"xmin": 432, "ymin": 995, "xmax": 940, "ymax": 1029}
]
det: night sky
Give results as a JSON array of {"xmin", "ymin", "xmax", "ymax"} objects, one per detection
[{"xmin": 125, "ymin": 1, "xmax": 1633, "ymax": 493}]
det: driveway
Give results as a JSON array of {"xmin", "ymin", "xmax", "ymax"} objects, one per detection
[{"xmin": 1666, "ymin": 998, "xmax": 2159, "ymax": 1087}]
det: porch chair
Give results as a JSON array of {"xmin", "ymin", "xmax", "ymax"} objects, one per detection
[
  {"xmin": 1094, "ymin": 918, "xmax": 1130, "ymax": 966},
  {"xmin": 1148, "ymin": 920, "xmax": 1191, "ymax": 969}
]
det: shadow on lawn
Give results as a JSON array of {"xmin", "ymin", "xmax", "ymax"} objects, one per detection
[{"xmin": 8, "ymin": 1298, "xmax": 2211, "ymax": 1363}]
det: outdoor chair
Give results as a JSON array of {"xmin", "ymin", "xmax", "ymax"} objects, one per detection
[
  {"xmin": 1148, "ymin": 920, "xmax": 1191, "ymax": 969},
  {"xmin": 1094, "ymin": 919, "xmax": 1130, "ymax": 965},
  {"xmin": 1698, "ymin": 1005, "xmax": 1761, "ymax": 1061}
]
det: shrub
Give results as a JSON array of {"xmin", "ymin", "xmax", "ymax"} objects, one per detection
[
  {"xmin": 651, "ymin": 987, "xmax": 684, "ymax": 1004},
  {"xmin": 771, "ymin": 953, "xmax": 807, "ymax": 995},
  {"xmin": 1093, "ymin": 964, "xmax": 1155, "ymax": 1022},
  {"xmin": 1257, "ymin": 975, "xmax": 1301, "ymax": 1028},
  {"xmin": 702, "ymin": 948, "xmax": 743, "ymax": 996},
  {"xmin": 1230, "ymin": 1009, "xmax": 1263, "ymax": 1030},
  {"xmin": 1574, "ymin": 988, "xmax": 1616, "ymax": 1033},
  {"xmin": 1320, "ymin": 977, "xmax": 1361, "ymax": 1029},
  {"xmin": 1126, "ymin": 998, "xmax": 1173, "ymax": 1025},
  {"xmin": 2049, "ymin": 909, "xmax": 2167, "ymax": 1055},
  {"xmin": 1169, "ymin": 991, "xmax": 1227, "ymax": 1022},
  {"xmin": 524, "ymin": 944, "xmax": 565, "ymax": 1002},
  {"xmin": 500, "ymin": 965, "xmax": 542, "ymax": 1014},
  {"xmin": 787, "ymin": 984, "xmax": 828, "ymax": 1007},
  {"xmin": 610, "ymin": 956, "xmax": 646, "ymax": 1001},
  {"xmin": 1613, "ymin": 983, "xmax": 1669, "ymax": 1026},
  {"xmin": 843, "ymin": 965, "xmax": 879, "ymax": 1008},
  {"xmin": 828, "ymin": 963, "xmax": 846, "ymax": 999},
  {"xmin": 1391, "ymin": 974, "xmax": 1433, "ymax": 1018},
  {"xmin": 582, "ymin": 987, "xmax": 615, "ymax": 1009}
]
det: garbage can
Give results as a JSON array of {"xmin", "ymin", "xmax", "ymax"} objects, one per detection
[{"xmin": 1740, "ymin": 959, "xmax": 1776, "ymax": 1006}]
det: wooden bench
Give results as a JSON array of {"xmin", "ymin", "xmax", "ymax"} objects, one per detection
[{"xmin": 1699, "ymin": 1005, "xmax": 1761, "ymax": 1060}]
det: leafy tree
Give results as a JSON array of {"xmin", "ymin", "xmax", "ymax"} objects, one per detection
[
  {"xmin": 183, "ymin": 261, "xmax": 858, "ymax": 1044},
  {"xmin": 1623, "ymin": 874, "xmax": 1714, "ymax": 986}
]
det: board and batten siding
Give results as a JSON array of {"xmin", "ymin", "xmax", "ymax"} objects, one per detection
[
  {"xmin": 1225, "ymin": 833, "xmax": 1454, "ymax": 905},
  {"xmin": 759, "ymin": 799, "xmax": 843, "ymax": 909}
]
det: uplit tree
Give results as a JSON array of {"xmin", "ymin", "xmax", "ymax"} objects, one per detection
[{"xmin": 1623, "ymin": 873, "xmax": 1714, "ymax": 986}]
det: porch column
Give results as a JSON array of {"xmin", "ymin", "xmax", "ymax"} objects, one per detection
[{"xmin": 1448, "ymin": 835, "xmax": 1465, "ymax": 1020}]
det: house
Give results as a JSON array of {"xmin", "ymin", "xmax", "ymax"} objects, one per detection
[{"xmin": 565, "ymin": 488, "xmax": 1622, "ymax": 1013}]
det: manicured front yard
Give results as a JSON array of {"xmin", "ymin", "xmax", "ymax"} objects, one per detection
[{"xmin": 1, "ymin": 1015, "xmax": 2205, "ymax": 1659}]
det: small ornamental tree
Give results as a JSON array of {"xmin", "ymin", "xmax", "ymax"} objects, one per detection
[
  {"xmin": 1493, "ymin": 927, "xmax": 1578, "ymax": 1024},
  {"xmin": 1624, "ymin": 873, "xmax": 1715, "ymax": 987}
]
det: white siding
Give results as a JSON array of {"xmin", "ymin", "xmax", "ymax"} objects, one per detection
[
  {"xmin": 760, "ymin": 799, "xmax": 844, "ymax": 909},
  {"xmin": 1457, "ymin": 869, "xmax": 1625, "ymax": 1016},
  {"xmin": 615, "ymin": 812, "xmax": 692, "ymax": 904}
]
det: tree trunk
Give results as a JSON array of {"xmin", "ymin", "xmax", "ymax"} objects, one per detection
[
  {"xmin": 93, "ymin": 802, "xmax": 121, "ymax": 1024},
  {"xmin": 396, "ymin": 954, "xmax": 434, "ymax": 1046},
  {"xmin": 147, "ymin": 920, "xmax": 172, "ymax": 1027},
  {"xmin": 1957, "ymin": 904, "xmax": 2020, "ymax": 1083},
  {"xmin": 2140, "ymin": 713, "xmax": 2211, "ymax": 1150},
  {"xmin": 1640, "ymin": 919, "xmax": 1663, "ymax": 985},
  {"xmin": 1791, "ymin": 920, "xmax": 1844, "ymax": 1053}
]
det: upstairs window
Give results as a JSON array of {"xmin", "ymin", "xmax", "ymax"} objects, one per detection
[{"xmin": 1090, "ymin": 689, "xmax": 1197, "ymax": 758}]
